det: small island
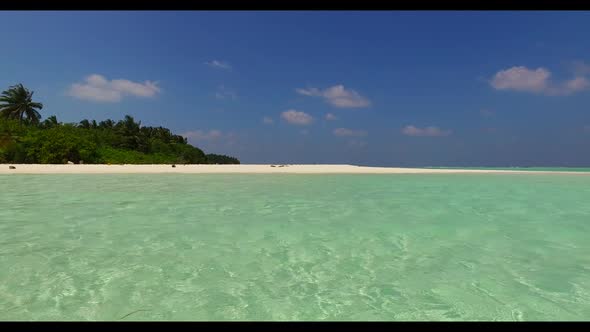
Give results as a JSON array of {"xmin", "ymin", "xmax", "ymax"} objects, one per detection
[{"xmin": 0, "ymin": 84, "xmax": 239, "ymax": 165}]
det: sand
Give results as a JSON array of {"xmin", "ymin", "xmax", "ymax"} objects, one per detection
[{"xmin": 0, "ymin": 164, "xmax": 588, "ymax": 175}]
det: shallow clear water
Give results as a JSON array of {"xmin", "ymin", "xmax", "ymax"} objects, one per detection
[
  {"xmin": 422, "ymin": 167, "xmax": 590, "ymax": 172},
  {"xmin": 1, "ymin": 174, "xmax": 590, "ymax": 321}
]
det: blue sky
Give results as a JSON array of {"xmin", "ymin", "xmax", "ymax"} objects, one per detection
[{"xmin": 1, "ymin": 11, "xmax": 590, "ymax": 166}]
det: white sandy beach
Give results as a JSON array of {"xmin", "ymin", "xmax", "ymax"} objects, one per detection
[{"xmin": 0, "ymin": 164, "xmax": 588, "ymax": 175}]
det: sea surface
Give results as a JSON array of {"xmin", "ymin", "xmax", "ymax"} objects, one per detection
[
  {"xmin": 1, "ymin": 174, "xmax": 590, "ymax": 321},
  {"xmin": 422, "ymin": 167, "xmax": 590, "ymax": 172}
]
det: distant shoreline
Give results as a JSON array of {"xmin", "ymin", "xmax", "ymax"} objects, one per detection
[{"xmin": 2, "ymin": 164, "xmax": 589, "ymax": 175}]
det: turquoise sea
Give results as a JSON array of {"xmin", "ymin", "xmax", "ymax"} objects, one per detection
[
  {"xmin": 422, "ymin": 167, "xmax": 590, "ymax": 172},
  {"xmin": 1, "ymin": 174, "xmax": 590, "ymax": 321}
]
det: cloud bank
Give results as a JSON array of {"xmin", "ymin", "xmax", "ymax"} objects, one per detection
[
  {"xmin": 68, "ymin": 74, "xmax": 160, "ymax": 102},
  {"xmin": 296, "ymin": 85, "xmax": 371, "ymax": 108}
]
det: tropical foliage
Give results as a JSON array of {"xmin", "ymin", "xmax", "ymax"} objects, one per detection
[
  {"xmin": 206, "ymin": 154, "xmax": 240, "ymax": 164},
  {"xmin": 0, "ymin": 84, "xmax": 43, "ymax": 125},
  {"xmin": 0, "ymin": 84, "xmax": 239, "ymax": 164}
]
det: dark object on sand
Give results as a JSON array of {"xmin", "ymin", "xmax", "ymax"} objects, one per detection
[
  {"xmin": 9, "ymin": 166, "xmax": 16, "ymax": 169},
  {"xmin": 270, "ymin": 165, "xmax": 276, "ymax": 167},
  {"xmin": 171, "ymin": 164, "xmax": 176, "ymax": 168}
]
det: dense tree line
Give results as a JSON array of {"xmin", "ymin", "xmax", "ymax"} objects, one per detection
[
  {"xmin": 205, "ymin": 154, "xmax": 240, "ymax": 165},
  {"xmin": 0, "ymin": 84, "xmax": 239, "ymax": 164}
]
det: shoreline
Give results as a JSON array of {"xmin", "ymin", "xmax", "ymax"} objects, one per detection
[{"xmin": 1, "ymin": 164, "xmax": 589, "ymax": 175}]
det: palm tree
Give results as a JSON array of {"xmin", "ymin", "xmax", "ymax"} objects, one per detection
[
  {"xmin": 41, "ymin": 115, "xmax": 59, "ymax": 129},
  {"xmin": 98, "ymin": 119, "xmax": 115, "ymax": 129},
  {"xmin": 119, "ymin": 115, "xmax": 141, "ymax": 134},
  {"xmin": 0, "ymin": 84, "xmax": 43, "ymax": 125}
]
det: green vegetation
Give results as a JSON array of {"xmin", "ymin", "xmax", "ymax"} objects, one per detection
[
  {"xmin": 205, "ymin": 154, "xmax": 240, "ymax": 165},
  {"xmin": 0, "ymin": 84, "xmax": 239, "ymax": 164},
  {"xmin": 0, "ymin": 84, "xmax": 43, "ymax": 125}
]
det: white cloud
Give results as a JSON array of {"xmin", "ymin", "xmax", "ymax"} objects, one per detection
[
  {"xmin": 67, "ymin": 74, "xmax": 160, "ymax": 102},
  {"xmin": 215, "ymin": 85, "xmax": 237, "ymax": 100},
  {"xmin": 296, "ymin": 85, "xmax": 371, "ymax": 108},
  {"xmin": 296, "ymin": 87, "xmax": 322, "ymax": 96},
  {"xmin": 402, "ymin": 125, "xmax": 452, "ymax": 137},
  {"xmin": 281, "ymin": 109, "xmax": 313, "ymax": 125},
  {"xmin": 490, "ymin": 66, "xmax": 550, "ymax": 93},
  {"xmin": 325, "ymin": 113, "xmax": 338, "ymax": 121},
  {"xmin": 490, "ymin": 65, "xmax": 590, "ymax": 96},
  {"xmin": 205, "ymin": 60, "xmax": 231, "ymax": 70},
  {"xmin": 262, "ymin": 116, "xmax": 274, "ymax": 125},
  {"xmin": 557, "ymin": 77, "xmax": 590, "ymax": 95},
  {"xmin": 333, "ymin": 128, "xmax": 367, "ymax": 137}
]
